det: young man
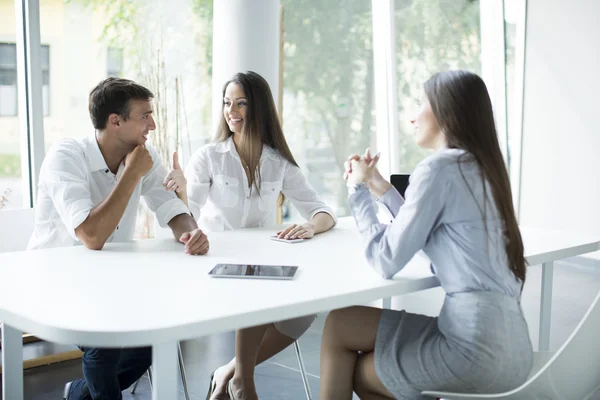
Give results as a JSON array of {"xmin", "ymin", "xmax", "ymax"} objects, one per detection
[{"xmin": 28, "ymin": 77, "xmax": 209, "ymax": 399}]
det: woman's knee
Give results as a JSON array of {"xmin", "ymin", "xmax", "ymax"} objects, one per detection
[{"xmin": 324, "ymin": 306, "xmax": 361, "ymax": 335}]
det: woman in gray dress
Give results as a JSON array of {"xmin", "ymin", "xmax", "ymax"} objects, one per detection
[{"xmin": 319, "ymin": 70, "xmax": 533, "ymax": 400}]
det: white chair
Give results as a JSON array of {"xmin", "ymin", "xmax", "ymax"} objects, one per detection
[
  {"xmin": 422, "ymin": 289, "xmax": 600, "ymax": 400},
  {"xmin": 0, "ymin": 207, "xmax": 36, "ymax": 252}
]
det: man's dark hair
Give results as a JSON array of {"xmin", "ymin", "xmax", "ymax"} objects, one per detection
[{"xmin": 89, "ymin": 77, "xmax": 154, "ymax": 130}]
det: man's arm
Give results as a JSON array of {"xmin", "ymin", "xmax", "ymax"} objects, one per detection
[
  {"xmin": 168, "ymin": 213, "xmax": 209, "ymax": 255},
  {"xmin": 168, "ymin": 213, "xmax": 197, "ymax": 239},
  {"xmin": 76, "ymin": 145, "xmax": 152, "ymax": 250},
  {"xmin": 141, "ymin": 145, "xmax": 209, "ymax": 255}
]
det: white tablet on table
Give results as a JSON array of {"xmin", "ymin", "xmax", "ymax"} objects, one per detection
[{"xmin": 208, "ymin": 264, "xmax": 299, "ymax": 280}]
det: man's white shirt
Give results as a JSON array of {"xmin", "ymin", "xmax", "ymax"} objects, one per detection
[{"xmin": 28, "ymin": 136, "xmax": 190, "ymax": 250}]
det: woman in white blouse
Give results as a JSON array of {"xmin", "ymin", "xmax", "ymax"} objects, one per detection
[{"xmin": 164, "ymin": 71, "xmax": 335, "ymax": 400}]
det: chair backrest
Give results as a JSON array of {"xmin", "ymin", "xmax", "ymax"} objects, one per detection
[
  {"xmin": 0, "ymin": 208, "xmax": 36, "ymax": 252},
  {"xmin": 518, "ymin": 288, "xmax": 600, "ymax": 399},
  {"xmin": 422, "ymin": 288, "xmax": 600, "ymax": 399},
  {"xmin": 390, "ymin": 174, "xmax": 410, "ymax": 198}
]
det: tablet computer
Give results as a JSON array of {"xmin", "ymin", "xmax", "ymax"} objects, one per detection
[{"xmin": 208, "ymin": 264, "xmax": 299, "ymax": 280}]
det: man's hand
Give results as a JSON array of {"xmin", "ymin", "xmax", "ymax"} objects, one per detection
[
  {"xmin": 124, "ymin": 145, "xmax": 153, "ymax": 179},
  {"xmin": 179, "ymin": 228, "xmax": 209, "ymax": 255}
]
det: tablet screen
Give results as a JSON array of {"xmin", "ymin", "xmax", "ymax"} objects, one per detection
[{"xmin": 208, "ymin": 264, "xmax": 299, "ymax": 280}]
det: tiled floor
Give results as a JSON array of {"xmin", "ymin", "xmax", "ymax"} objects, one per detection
[{"xmin": 2, "ymin": 258, "xmax": 599, "ymax": 399}]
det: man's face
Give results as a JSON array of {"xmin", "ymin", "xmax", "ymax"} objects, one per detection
[{"xmin": 115, "ymin": 99, "xmax": 156, "ymax": 147}]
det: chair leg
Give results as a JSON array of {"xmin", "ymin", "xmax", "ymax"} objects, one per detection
[
  {"xmin": 130, "ymin": 378, "xmax": 140, "ymax": 394},
  {"xmin": 294, "ymin": 340, "xmax": 313, "ymax": 400},
  {"xmin": 131, "ymin": 368, "xmax": 152, "ymax": 394},
  {"xmin": 178, "ymin": 341, "xmax": 191, "ymax": 400}
]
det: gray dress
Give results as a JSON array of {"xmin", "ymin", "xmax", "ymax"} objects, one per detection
[{"xmin": 348, "ymin": 148, "xmax": 533, "ymax": 399}]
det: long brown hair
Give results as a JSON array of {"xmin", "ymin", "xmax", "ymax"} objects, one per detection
[
  {"xmin": 215, "ymin": 71, "xmax": 298, "ymax": 193},
  {"xmin": 424, "ymin": 70, "xmax": 526, "ymax": 284}
]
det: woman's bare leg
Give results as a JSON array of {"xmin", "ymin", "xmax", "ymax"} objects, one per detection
[
  {"xmin": 353, "ymin": 352, "xmax": 394, "ymax": 399},
  {"xmin": 210, "ymin": 324, "xmax": 297, "ymax": 399},
  {"xmin": 320, "ymin": 306, "xmax": 392, "ymax": 400}
]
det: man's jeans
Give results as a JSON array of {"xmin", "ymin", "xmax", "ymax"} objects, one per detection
[{"xmin": 68, "ymin": 347, "xmax": 152, "ymax": 400}]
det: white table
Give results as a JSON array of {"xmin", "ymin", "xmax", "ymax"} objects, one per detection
[{"xmin": 1, "ymin": 218, "xmax": 599, "ymax": 399}]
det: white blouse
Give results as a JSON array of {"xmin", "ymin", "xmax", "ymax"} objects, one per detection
[{"xmin": 185, "ymin": 136, "xmax": 335, "ymax": 232}]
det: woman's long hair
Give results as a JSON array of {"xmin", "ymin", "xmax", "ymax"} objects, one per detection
[
  {"xmin": 215, "ymin": 71, "xmax": 298, "ymax": 193},
  {"xmin": 424, "ymin": 70, "xmax": 526, "ymax": 284}
]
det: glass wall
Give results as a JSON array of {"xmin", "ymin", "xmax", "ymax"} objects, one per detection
[
  {"xmin": 0, "ymin": 0, "xmax": 23, "ymax": 210},
  {"xmin": 394, "ymin": 0, "xmax": 482, "ymax": 173},
  {"xmin": 281, "ymin": 0, "xmax": 376, "ymax": 218},
  {"xmin": 2, "ymin": 0, "xmax": 523, "ymax": 225},
  {"xmin": 35, "ymin": 0, "xmax": 213, "ymax": 235}
]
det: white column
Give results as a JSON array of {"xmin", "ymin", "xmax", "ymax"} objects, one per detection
[
  {"xmin": 212, "ymin": 0, "xmax": 281, "ymax": 130},
  {"xmin": 371, "ymin": 0, "xmax": 397, "ymax": 180}
]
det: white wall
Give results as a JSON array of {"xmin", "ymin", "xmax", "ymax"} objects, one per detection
[{"xmin": 519, "ymin": 0, "xmax": 600, "ymax": 259}]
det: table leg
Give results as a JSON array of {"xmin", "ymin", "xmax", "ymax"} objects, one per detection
[
  {"xmin": 151, "ymin": 341, "xmax": 178, "ymax": 400},
  {"xmin": 539, "ymin": 261, "xmax": 554, "ymax": 351},
  {"xmin": 2, "ymin": 324, "xmax": 23, "ymax": 400}
]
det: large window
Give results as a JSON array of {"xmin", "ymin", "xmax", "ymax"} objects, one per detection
[
  {"xmin": 282, "ymin": 0, "xmax": 376, "ymax": 218},
  {"xmin": 107, "ymin": 47, "xmax": 123, "ymax": 77},
  {"xmin": 1, "ymin": 0, "xmax": 518, "ymax": 224},
  {"xmin": 0, "ymin": 1, "xmax": 23, "ymax": 210},
  {"xmin": 394, "ymin": 0, "xmax": 482, "ymax": 174},
  {"xmin": 504, "ymin": 0, "xmax": 526, "ymax": 211},
  {"xmin": 39, "ymin": 0, "xmax": 213, "ymax": 157},
  {"xmin": 0, "ymin": 43, "xmax": 49, "ymax": 117},
  {"xmin": 0, "ymin": 43, "xmax": 18, "ymax": 117},
  {"xmin": 37, "ymin": 0, "xmax": 213, "ymax": 235}
]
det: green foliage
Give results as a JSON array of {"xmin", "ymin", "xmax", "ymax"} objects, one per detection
[
  {"xmin": 67, "ymin": 0, "xmax": 139, "ymax": 49},
  {"xmin": 0, "ymin": 154, "xmax": 21, "ymax": 178},
  {"xmin": 394, "ymin": 0, "xmax": 481, "ymax": 171},
  {"xmin": 280, "ymin": 0, "xmax": 480, "ymax": 213},
  {"xmin": 191, "ymin": 0, "xmax": 213, "ymax": 77}
]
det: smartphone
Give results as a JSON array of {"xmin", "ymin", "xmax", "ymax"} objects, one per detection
[{"xmin": 270, "ymin": 235, "xmax": 305, "ymax": 244}]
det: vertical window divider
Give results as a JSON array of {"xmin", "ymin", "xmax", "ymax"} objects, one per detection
[
  {"xmin": 480, "ymin": 0, "xmax": 509, "ymax": 165},
  {"xmin": 509, "ymin": 0, "xmax": 528, "ymax": 221},
  {"xmin": 15, "ymin": 0, "xmax": 45, "ymax": 208},
  {"xmin": 371, "ymin": 0, "xmax": 398, "ymax": 180}
]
